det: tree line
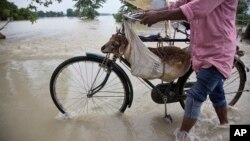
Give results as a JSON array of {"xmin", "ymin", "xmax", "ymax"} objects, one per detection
[
  {"xmin": 0, "ymin": 0, "xmax": 107, "ymax": 21},
  {"xmin": 0, "ymin": 0, "xmax": 109, "ymax": 20},
  {"xmin": 37, "ymin": 11, "xmax": 64, "ymax": 17},
  {"xmin": 0, "ymin": 0, "xmax": 37, "ymax": 22},
  {"xmin": 237, "ymin": 0, "xmax": 250, "ymax": 25},
  {"xmin": 0, "ymin": 0, "xmax": 78, "ymax": 19}
]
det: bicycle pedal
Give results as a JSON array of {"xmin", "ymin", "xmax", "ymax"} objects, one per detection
[{"xmin": 164, "ymin": 114, "xmax": 173, "ymax": 124}]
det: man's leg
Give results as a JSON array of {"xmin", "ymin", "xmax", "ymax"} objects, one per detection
[
  {"xmin": 180, "ymin": 96, "xmax": 201, "ymax": 132},
  {"xmin": 209, "ymin": 80, "xmax": 228, "ymax": 125},
  {"xmin": 177, "ymin": 67, "xmax": 225, "ymax": 139},
  {"xmin": 215, "ymin": 107, "xmax": 228, "ymax": 125}
]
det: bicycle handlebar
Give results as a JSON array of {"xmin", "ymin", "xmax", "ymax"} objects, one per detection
[{"xmin": 122, "ymin": 12, "xmax": 190, "ymax": 43}]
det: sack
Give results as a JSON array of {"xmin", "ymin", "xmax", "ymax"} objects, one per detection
[{"xmin": 123, "ymin": 20, "xmax": 191, "ymax": 81}]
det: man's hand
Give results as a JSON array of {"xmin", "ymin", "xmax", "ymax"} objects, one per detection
[{"xmin": 140, "ymin": 10, "xmax": 162, "ymax": 27}]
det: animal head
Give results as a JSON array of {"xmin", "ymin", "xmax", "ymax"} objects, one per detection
[{"xmin": 101, "ymin": 34, "xmax": 128, "ymax": 55}]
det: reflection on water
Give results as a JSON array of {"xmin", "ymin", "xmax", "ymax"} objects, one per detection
[{"xmin": 0, "ymin": 17, "xmax": 250, "ymax": 141}]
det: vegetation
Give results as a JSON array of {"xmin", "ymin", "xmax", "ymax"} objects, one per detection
[
  {"xmin": 0, "ymin": 0, "xmax": 37, "ymax": 22},
  {"xmin": 74, "ymin": 0, "xmax": 106, "ymax": 20},
  {"xmin": 29, "ymin": 0, "xmax": 62, "ymax": 8},
  {"xmin": 66, "ymin": 8, "xmax": 78, "ymax": 17},
  {"xmin": 237, "ymin": 0, "xmax": 250, "ymax": 25},
  {"xmin": 237, "ymin": 0, "xmax": 250, "ymax": 40},
  {"xmin": 30, "ymin": 0, "xmax": 107, "ymax": 19},
  {"xmin": 37, "ymin": 11, "xmax": 64, "ymax": 17},
  {"xmin": 113, "ymin": 0, "xmax": 137, "ymax": 22},
  {"xmin": 1, "ymin": 0, "xmax": 110, "ymax": 22}
]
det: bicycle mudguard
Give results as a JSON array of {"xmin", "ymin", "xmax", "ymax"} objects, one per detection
[
  {"xmin": 235, "ymin": 57, "xmax": 249, "ymax": 81},
  {"xmin": 86, "ymin": 52, "xmax": 104, "ymax": 59},
  {"xmin": 86, "ymin": 52, "xmax": 134, "ymax": 108}
]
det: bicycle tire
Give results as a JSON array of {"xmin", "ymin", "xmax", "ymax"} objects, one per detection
[
  {"xmin": 177, "ymin": 60, "xmax": 246, "ymax": 109},
  {"xmin": 50, "ymin": 56, "xmax": 130, "ymax": 115}
]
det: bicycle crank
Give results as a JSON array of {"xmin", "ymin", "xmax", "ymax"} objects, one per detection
[{"xmin": 151, "ymin": 83, "xmax": 186, "ymax": 104}]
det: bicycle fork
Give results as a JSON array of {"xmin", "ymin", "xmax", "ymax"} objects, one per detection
[{"xmin": 87, "ymin": 54, "xmax": 113, "ymax": 98}]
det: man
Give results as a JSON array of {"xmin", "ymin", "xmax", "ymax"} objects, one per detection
[{"xmin": 140, "ymin": 0, "xmax": 238, "ymax": 140}]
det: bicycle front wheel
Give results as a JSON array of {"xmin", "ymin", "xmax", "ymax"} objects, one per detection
[
  {"xmin": 177, "ymin": 60, "xmax": 246, "ymax": 109},
  {"xmin": 50, "ymin": 56, "xmax": 130, "ymax": 115}
]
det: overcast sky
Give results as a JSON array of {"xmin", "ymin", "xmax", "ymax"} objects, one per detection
[{"xmin": 8, "ymin": 0, "xmax": 123, "ymax": 14}]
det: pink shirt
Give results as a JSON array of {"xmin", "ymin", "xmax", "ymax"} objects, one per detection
[{"xmin": 169, "ymin": 0, "xmax": 238, "ymax": 78}]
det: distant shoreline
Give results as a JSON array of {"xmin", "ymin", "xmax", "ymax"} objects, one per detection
[{"xmin": 0, "ymin": 14, "xmax": 114, "ymax": 22}]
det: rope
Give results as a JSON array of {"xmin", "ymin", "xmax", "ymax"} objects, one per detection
[{"xmin": 156, "ymin": 43, "xmax": 166, "ymax": 80}]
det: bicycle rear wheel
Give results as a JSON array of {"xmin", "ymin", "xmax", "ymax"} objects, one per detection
[
  {"xmin": 50, "ymin": 56, "xmax": 130, "ymax": 116},
  {"xmin": 177, "ymin": 60, "xmax": 246, "ymax": 109}
]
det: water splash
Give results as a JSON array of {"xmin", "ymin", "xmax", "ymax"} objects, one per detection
[{"xmin": 173, "ymin": 105, "xmax": 241, "ymax": 141}]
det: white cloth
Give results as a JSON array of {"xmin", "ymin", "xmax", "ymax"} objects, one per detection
[{"xmin": 123, "ymin": 20, "xmax": 188, "ymax": 81}]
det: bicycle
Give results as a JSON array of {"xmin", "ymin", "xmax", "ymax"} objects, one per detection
[{"xmin": 49, "ymin": 19, "xmax": 249, "ymax": 122}]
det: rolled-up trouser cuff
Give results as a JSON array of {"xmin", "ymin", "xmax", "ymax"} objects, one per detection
[
  {"xmin": 184, "ymin": 96, "xmax": 202, "ymax": 119},
  {"xmin": 212, "ymin": 99, "xmax": 227, "ymax": 109}
]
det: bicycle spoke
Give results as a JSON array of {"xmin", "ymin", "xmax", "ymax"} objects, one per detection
[
  {"xmin": 98, "ymin": 91, "xmax": 124, "ymax": 94},
  {"xmin": 78, "ymin": 62, "xmax": 90, "ymax": 90},
  {"xmin": 91, "ymin": 62, "xmax": 94, "ymax": 87},
  {"xmin": 93, "ymin": 97, "xmax": 119, "ymax": 112},
  {"xmin": 104, "ymin": 81, "xmax": 123, "ymax": 89},
  {"xmin": 58, "ymin": 71, "xmax": 87, "ymax": 92},
  {"xmin": 91, "ymin": 98, "xmax": 103, "ymax": 113},
  {"xmin": 224, "ymin": 76, "xmax": 240, "ymax": 88},
  {"xmin": 89, "ymin": 65, "xmax": 103, "ymax": 91},
  {"xmin": 93, "ymin": 95, "xmax": 124, "ymax": 97},
  {"xmin": 84, "ymin": 62, "xmax": 90, "ymax": 89},
  {"xmin": 71, "ymin": 63, "xmax": 89, "ymax": 91},
  {"xmin": 64, "ymin": 97, "xmax": 85, "ymax": 112},
  {"xmin": 55, "ymin": 87, "xmax": 87, "ymax": 95},
  {"xmin": 57, "ymin": 96, "xmax": 84, "ymax": 101},
  {"xmin": 225, "ymin": 90, "xmax": 248, "ymax": 95}
]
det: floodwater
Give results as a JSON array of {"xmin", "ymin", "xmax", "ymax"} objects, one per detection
[{"xmin": 0, "ymin": 16, "xmax": 250, "ymax": 141}]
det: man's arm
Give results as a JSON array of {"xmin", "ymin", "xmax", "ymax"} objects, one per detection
[
  {"xmin": 141, "ymin": 8, "xmax": 186, "ymax": 27},
  {"xmin": 141, "ymin": 0, "xmax": 227, "ymax": 27}
]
